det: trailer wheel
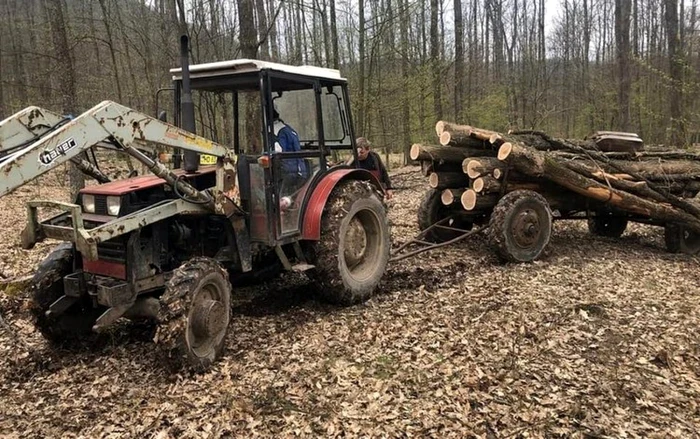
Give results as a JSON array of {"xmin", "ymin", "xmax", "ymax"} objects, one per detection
[
  {"xmin": 489, "ymin": 190, "xmax": 552, "ymax": 263},
  {"xmin": 309, "ymin": 180, "xmax": 390, "ymax": 305},
  {"xmin": 418, "ymin": 189, "xmax": 473, "ymax": 242},
  {"xmin": 30, "ymin": 243, "xmax": 100, "ymax": 344},
  {"xmin": 588, "ymin": 212, "xmax": 628, "ymax": 238},
  {"xmin": 156, "ymin": 257, "xmax": 231, "ymax": 372},
  {"xmin": 664, "ymin": 224, "xmax": 700, "ymax": 254}
]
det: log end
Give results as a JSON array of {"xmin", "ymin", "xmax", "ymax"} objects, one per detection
[
  {"xmin": 428, "ymin": 172, "xmax": 439, "ymax": 188},
  {"xmin": 466, "ymin": 160, "xmax": 481, "ymax": 179},
  {"xmin": 497, "ymin": 142, "xmax": 513, "ymax": 161},
  {"xmin": 435, "ymin": 120, "xmax": 446, "ymax": 136},
  {"xmin": 410, "ymin": 143, "xmax": 422, "ymax": 161},
  {"xmin": 461, "ymin": 189, "xmax": 478, "ymax": 210},
  {"xmin": 473, "ymin": 177, "xmax": 485, "ymax": 193},
  {"xmin": 439, "ymin": 131, "xmax": 451, "ymax": 146},
  {"xmin": 441, "ymin": 189, "xmax": 454, "ymax": 205},
  {"xmin": 493, "ymin": 168, "xmax": 503, "ymax": 179}
]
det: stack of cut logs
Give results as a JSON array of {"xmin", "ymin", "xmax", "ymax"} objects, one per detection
[{"xmin": 412, "ymin": 121, "xmax": 700, "ymax": 233}]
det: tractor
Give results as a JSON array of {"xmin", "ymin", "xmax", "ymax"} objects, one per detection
[{"xmin": 0, "ymin": 37, "xmax": 390, "ymax": 370}]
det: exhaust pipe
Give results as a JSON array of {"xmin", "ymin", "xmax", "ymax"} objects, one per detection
[{"xmin": 180, "ymin": 35, "xmax": 199, "ymax": 173}]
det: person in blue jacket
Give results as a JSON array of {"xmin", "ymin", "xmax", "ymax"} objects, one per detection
[{"xmin": 271, "ymin": 108, "xmax": 307, "ymax": 197}]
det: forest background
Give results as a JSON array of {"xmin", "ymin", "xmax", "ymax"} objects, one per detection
[{"xmin": 0, "ymin": 0, "xmax": 697, "ymax": 167}]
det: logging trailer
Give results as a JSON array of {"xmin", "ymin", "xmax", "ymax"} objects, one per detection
[
  {"xmin": 399, "ymin": 124, "xmax": 700, "ymax": 263},
  {"xmin": 0, "ymin": 37, "xmax": 390, "ymax": 370}
]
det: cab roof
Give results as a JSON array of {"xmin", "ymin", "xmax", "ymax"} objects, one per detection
[{"xmin": 171, "ymin": 59, "xmax": 346, "ymax": 82}]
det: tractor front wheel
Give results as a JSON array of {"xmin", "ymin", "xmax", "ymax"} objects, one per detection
[
  {"xmin": 309, "ymin": 180, "xmax": 390, "ymax": 305},
  {"xmin": 156, "ymin": 257, "xmax": 232, "ymax": 372},
  {"xmin": 30, "ymin": 243, "xmax": 100, "ymax": 344}
]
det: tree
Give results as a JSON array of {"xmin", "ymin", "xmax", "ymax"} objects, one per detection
[{"xmin": 42, "ymin": 0, "xmax": 84, "ymax": 199}]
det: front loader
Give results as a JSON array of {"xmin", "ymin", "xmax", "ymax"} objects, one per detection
[{"xmin": 0, "ymin": 38, "xmax": 390, "ymax": 371}]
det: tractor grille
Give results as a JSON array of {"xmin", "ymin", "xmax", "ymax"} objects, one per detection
[
  {"xmin": 94, "ymin": 195, "xmax": 108, "ymax": 215},
  {"xmin": 97, "ymin": 239, "xmax": 127, "ymax": 263}
]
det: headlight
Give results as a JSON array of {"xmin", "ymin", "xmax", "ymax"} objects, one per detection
[
  {"xmin": 106, "ymin": 196, "xmax": 121, "ymax": 216},
  {"xmin": 82, "ymin": 194, "xmax": 95, "ymax": 213}
]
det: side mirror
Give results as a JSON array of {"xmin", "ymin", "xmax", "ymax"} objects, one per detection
[{"xmin": 158, "ymin": 111, "xmax": 167, "ymax": 122}]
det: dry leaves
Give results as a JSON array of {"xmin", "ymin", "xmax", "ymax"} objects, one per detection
[{"xmin": 0, "ymin": 165, "xmax": 699, "ymax": 438}]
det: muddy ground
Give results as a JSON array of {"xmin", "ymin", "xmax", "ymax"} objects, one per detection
[{"xmin": 0, "ymin": 165, "xmax": 699, "ymax": 438}]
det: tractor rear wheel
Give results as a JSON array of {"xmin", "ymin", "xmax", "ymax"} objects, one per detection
[
  {"xmin": 417, "ymin": 189, "xmax": 473, "ymax": 243},
  {"xmin": 156, "ymin": 257, "xmax": 231, "ymax": 372},
  {"xmin": 30, "ymin": 243, "xmax": 100, "ymax": 344},
  {"xmin": 488, "ymin": 190, "xmax": 552, "ymax": 263},
  {"xmin": 588, "ymin": 212, "xmax": 628, "ymax": 238},
  {"xmin": 309, "ymin": 180, "xmax": 390, "ymax": 305}
]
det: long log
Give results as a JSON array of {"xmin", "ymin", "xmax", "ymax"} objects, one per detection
[
  {"xmin": 461, "ymin": 189, "xmax": 499, "ymax": 211},
  {"xmin": 410, "ymin": 143, "xmax": 494, "ymax": 163},
  {"xmin": 464, "ymin": 157, "xmax": 503, "ymax": 178},
  {"xmin": 441, "ymin": 188, "xmax": 465, "ymax": 205},
  {"xmin": 472, "ymin": 176, "xmax": 542, "ymax": 194},
  {"xmin": 429, "ymin": 172, "xmax": 471, "ymax": 189},
  {"xmin": 420, "ymin": 160, "xmax": 462, "ymax": 176},
  {"xmin": 498, "ymin": 142, "xmax": 700, "ymax": 233},
  {"xmin": 435, "ymin": 121, "xmax": 472, "ymax": 137},
  {"xmin": 439, "ymin": 131, "xmax": 493, "ymax": 149}
]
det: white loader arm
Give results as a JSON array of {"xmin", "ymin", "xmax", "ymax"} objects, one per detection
[
  {"xmin": 0, "ymin": 106, "xmax": 65, "ymax": 156},
  {"xmin": 0, "ymin": 100, "xmax": 232, "ymax": 198}
]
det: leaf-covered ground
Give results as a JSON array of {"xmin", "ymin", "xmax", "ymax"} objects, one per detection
[{"xmin": 1, "ymin": 166, "xmax": 699, "ymax": 438}]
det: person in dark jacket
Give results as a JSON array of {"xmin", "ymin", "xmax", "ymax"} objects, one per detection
[
  {"xmin": 272, "ymin": 108, "xmax": 307, "ymax": 197},
  {"xmin": 348, "ymin": 137, "xmax": 393, "ymax": 200}
]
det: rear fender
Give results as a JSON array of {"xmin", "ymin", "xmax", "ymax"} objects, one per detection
[{"xmin": 301, "ymin": 168, "xmax": 383, "ymax": 241}]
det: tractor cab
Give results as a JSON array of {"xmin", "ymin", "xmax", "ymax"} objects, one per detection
[{"xmin": 170, "ymin": 60, "xmax": 358, "ymax": 246}]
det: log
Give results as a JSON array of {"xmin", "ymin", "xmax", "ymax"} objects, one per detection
[
  {"xmin": 464, "ymin": 157, "xmax": 503, "ymax": 178},
  {"xmin": 410, "ymin": 143, "xmax": 494, "ymax": 163},
  {"xmin": 441, "ymin": 188, "xmax": 465, "ymax": 205},
  {"xmin": 435, "ymin": 121, "xmax": 472, "ymax": 137},
  {"xmin": 439, "ymin": 131, "xmax": 493, "ymax": 149},
  {"xmin": 472, "ymin": 176, "xmax": 542, "ymax": 194},
  {"xmin": 461, "ymin": 189, "xmax": 499, "ymax": 211},
  {"xmin": 498, "ymin": 142, "xmax": 700, "ymax": 233},
  {"xmin": 472, "ymin": 176, "xmax": 500, "ymax": 193},
  {"xmin": 420, "ymin": 160, "xmax": 463, "ymax": 176},
  {"xmin": 429, "ymin": 172, "xmax": 471, "ymax": 189}
]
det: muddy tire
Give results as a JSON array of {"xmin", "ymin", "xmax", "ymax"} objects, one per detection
[
  {"xmin": 156, "ymin": 257, "xmax": 231, "ymax": 372},
  {"xmin": 588, "ymin": 212, "xmax": 628, "ymax": 238},
  {"xmin": 30, "ymin": 243, "xmax": 100, "ymax": 344},
  {"xmin": 664, "ymin": 224, "xmax": 700, "ymax": 254},
  {"xmin": 309, "ymin": 180, "xmax": 390, "ymax": 305},
  {"xmin": 489, "ymin": 190, "xmax": 552, "ymax": 263},
  {"xmin": 417, "ymin": 189, "xmax": 473, "ymax": 243}
]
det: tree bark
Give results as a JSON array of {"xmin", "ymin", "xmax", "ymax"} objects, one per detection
[
  {"xmin": 43, "ymin": 0, "xmax": 84, "ymax": 199},
  {"xmin": 429, "ymin": 172, "xmax": 471, "ymax": 189},
  {"xmin": 410, "ymin": 144, "xmax": 495, "ymax": 162}
]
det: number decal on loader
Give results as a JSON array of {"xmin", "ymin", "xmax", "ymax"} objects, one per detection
[{"xmin": 200, "ymin": 154, "xmax": 217, "ymax": 165}]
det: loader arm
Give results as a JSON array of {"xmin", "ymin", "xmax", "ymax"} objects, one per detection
[
  {"xmin": 0, "ymin": 105, "xmax": 111, "ymax": 183},
  {"xmin": 0, "ymin": 100, "xmax": 235, "ymax": 201}
]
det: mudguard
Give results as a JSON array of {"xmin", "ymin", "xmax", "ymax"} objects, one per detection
[{"xmin": 301, "ymin": 167, "xmax": 384, "ymax": 240}]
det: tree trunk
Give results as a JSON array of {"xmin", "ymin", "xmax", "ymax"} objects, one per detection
[
  {"xmin": 429, "ymin": 172, "xmax": 471, "ymax": 189},
  {"xmin": 410, "ymin": 144, "xmax": 495, "ymax": 162},
  {"xmin": 43, "ymin": 0, "xmax": 83, "ymax": 199}
]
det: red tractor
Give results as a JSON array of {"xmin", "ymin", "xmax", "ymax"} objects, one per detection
[{"xmin": 0, "ymin": 38, "xmax": 390, "ymax": 370}]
